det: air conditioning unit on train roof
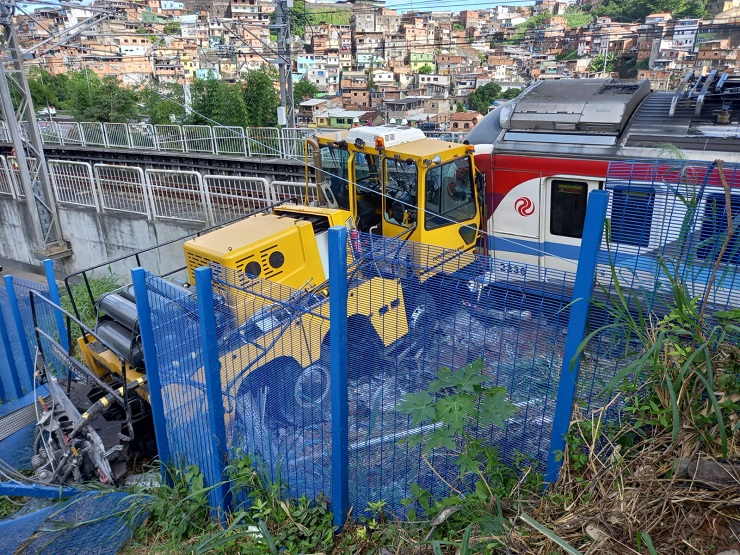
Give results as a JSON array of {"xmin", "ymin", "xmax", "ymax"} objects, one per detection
[{"xmin": 501, "ymin": 78, "xmax": 651, "ymax": 135}]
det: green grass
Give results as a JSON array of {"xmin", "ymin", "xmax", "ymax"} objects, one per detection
[{"xmin": 61, "ymin": 272, "xmax": 121, "ymax": 332}]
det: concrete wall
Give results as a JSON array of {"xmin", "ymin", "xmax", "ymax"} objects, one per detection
[{"xmin": 0, "ymin": 197, "xmax": 202, "ymax": 282}]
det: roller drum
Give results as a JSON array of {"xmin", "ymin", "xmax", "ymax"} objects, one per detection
[
  {"xmin": 95, "ymin": 320, "xmax": 144, "ymax": 369},
  {"xmin": 98, "ymin": 292, "xmax": 139, "ymax": 332}
]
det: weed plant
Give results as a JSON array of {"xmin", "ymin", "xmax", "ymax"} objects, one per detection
[{"xmin": 61, "ymin": 271, "xmax": 121, "ymax": 331}]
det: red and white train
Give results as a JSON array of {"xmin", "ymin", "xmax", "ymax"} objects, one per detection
[{"xmin": 467, "ymin": 74, "xmax": 740, "ymax": 284}]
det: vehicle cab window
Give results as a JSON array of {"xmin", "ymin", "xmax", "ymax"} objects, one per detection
[
  {"xmin": 384, "ymin": 158, "xmax": 418, "ymax": 228},
  {"xmin": 320, "ymin": 146, "xmax": 350, "ymax": 210},
  {"xmin": 352, "ymin": 152, "xmax": 382, "ymax": 231},
  {"xmin": 424, "ymin": 157, "xmax": 476, "ymax": 230}
]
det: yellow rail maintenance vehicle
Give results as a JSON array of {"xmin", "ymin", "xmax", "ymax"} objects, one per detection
[
  {"xmin": 309, "ymin": 124, "xmax": 484, "ymax": 256},
  {"xmin": 36, "ymin": 125, "xmax": 486, "ymax": 485}
]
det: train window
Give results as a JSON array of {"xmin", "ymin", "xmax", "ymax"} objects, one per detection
[
  {"xmin": 610, "ymin": 188, "xmax": 655, "ymax": 248},
  {"xmin": 550, "ymin": 180, "xmax": 587, "ymax": 238},
  {"xmin": 698, "ymin": 193, "xmax": 740, "ymax": 264}
]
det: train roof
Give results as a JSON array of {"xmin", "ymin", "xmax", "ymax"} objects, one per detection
[{"xmin": 466, "ymin": 73, "xmax": 740, "ymax": 163}]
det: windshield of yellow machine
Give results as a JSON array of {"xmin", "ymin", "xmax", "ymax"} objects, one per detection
[
  {"xmin": 424, "ymin": 157, "xmax": 476, "ymax": 230},
  {"xmin": 384, "ymin": 158, "xmax": 418, "ymax": 228},
  {"xmin": 320, "ymin": 145, "xmax": 350, "ymax": 210}
]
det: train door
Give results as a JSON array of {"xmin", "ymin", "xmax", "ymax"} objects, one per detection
[{"xmin": 541, "ymin": 177, "xmax": 602, "ymax": 272}]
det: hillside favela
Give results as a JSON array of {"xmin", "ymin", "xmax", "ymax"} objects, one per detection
[
  {"xmin": 0, "ymin": 0, "xmax": 739, "ymax": 554},
  {"xmin": 12, "ymin": 0, "xmax": 740, "ymax": 130}
]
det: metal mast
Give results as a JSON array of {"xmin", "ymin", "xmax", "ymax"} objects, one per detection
[
  {"xmin": 273, "ymin": 0, "xmax": 295, "ymax": 128},
  {"xmin": 0, "ymin": 0, "xmax": 70, "ymax": 259}
]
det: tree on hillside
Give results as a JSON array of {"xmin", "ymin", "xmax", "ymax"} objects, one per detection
[
  {"xmin": 276, "ymin": 0, "xmax": 314, "ymax": 38},
  {"xmin": 456, "ymin": 101, "xmax": 465, "ymax": 112},
  {"xmin": 27, "ymin": 67, "xmax": 58, "ymax": 109},
  {"xmin": 66, "ymin": 70, "xmax": 102, "ymax": 121},
  {"xmin": 589, "ymin": 0, "xmax": 707, "ymax": 20},
  {"xmin": 163, "ymin": 21, "xmax": 181, "ymax": 35},
  {"xmin": 588, "ymin": 52, "xmax": 616, "ymax": 74},
  {"xmin": 293, "ymin": 78, "xmax": 319, "ymax": 106},
  {"xmin": 418, "ymin": 64, "xmax": 433, "ymax": 74},
  {"xmin": 499, "ymin": 88, "xmax": 522, "ymax": 100},
  {"xmin": 142, "ymin": 83, "xmax": 186, "ymax": 124},
  {"xmin": 190, "ymin": 78, "xmax": 248, "ymax": 127},
  {"xmin": 467, "ymin": 82, "xmax": 502, "ymax": 114},
  {"xmin": 242, "ymin": 70, "xmax": 279, "ymax": 127},
  {"xmin": 94, "ymin": 77, "xmax": 139, "ymax": 122}
]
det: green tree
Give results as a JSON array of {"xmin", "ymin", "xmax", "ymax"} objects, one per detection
[
  {"xmin": 66, "ymin": 69, "xmax": 102, "ymax": 121},
  {"xmin": 65, "ymin": 71, "xmax": 139, "ymax": 122},
  {"xmin": 27, "ymin": 67, "xmax": 57, "ymax": 109},
  {"xmin": 455, "ymin": 101, "xmax": 465, "ymax": 112},
  {"xmin": 271, "ymin": 0, "xmax": 314, "ymax": 39},
  {"xmin": 417, "ymin": 64, "xmax": 433, "ymax": 75},
  {"xmin": 190, "ymin": 78, "xmax": 248, "ymax": 127},
  {"xmin": 588, "ymin": 52, "xmax": 617, "ymax": 74},
  {"xmin": 242, "ymin": 70, "xmax": 279, "ymax": 127},
  {"xmin": 293, "ymin": 78, "xmax": 319, "ymax": 107},
  {"xmin": 94, "ymin": 77, "xmax": 139, "ymax": 122},
  {"xmin": 467, "ymin": 82, "xmax": 502, "ymax": 114},
  {"xmin": 142, "ymin": 83, "xmax": 186, "ymax": 124},
  {"xmin": 163, "ymin": 21, "xmax": 181, "ymax": 35},
  {"xmin": 499, "ymin": 88, "xmax": 522, "ymax": 100}
]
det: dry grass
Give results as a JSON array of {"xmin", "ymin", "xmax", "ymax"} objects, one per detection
[{"xmin": 505, "ymin": 407, "xmax": 739, "ymax": 554}]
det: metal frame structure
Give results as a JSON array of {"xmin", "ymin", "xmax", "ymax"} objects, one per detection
[{"xmin": 0, "ymin": 0, "xmax": 69, "ymax": 259}]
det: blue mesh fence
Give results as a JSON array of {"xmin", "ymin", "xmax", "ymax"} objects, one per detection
[
  {"xmin": 344, "ymin": 232, "xmax": 573, "ymax": 516},
  {"xmin": 9, "ymin": 277, "xmax": 54, "ymax": 371},
  {"xmin": 209, "ymin": 264, "xmax": 332, "ymax": 503},
  {"xmin": 575, "ymin": 159, "xmax": 740, "ymax": 411},
  {"xmin": 0, "ymin": 491, "xmax": 149, "ymax": 555},
  {"xmin": 0, "ymin": 285, "xmax": 18, "ymax": 402},
  {"xmin": 0, "ymin": 284, "xmax": 31, "ymax": 398},
  {"xmin": 143, "ymin": 272, "xmax": 226, "ymax": 508}
]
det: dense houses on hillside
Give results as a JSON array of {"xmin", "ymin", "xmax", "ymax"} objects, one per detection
[{"xmin": 14, "ymin": 0, "xmax": 740, "ymax": 128}]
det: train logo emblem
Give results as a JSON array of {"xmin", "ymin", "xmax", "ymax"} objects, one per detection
[{"xmin": 515, "ymin": 197, "xmax": 535, "ymax": 217}]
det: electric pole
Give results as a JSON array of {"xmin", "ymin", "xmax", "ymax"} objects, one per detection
[
  {"xmin": 273, "ymin": 0, "xmax": 295, "ymax": 128},
  {"xmin": 0, "ymin": 0, "xmax": 70, "ymax": 259}
]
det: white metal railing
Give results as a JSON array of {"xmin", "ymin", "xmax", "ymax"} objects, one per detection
[
  {"xmin": 0, "ymin": 154, "xmax": 313, "ymax": 225},
  {"xmin": 203, "ymin": 175, "xmax": 271, "ymax": 225},
  {"xmin": 3, "ymin": 122, "xmax": 468, "ymax": 160},
  {"xmin": 154, "ymin": 125, "xmax": 184, "ymax": 152},
  {"xmin": 130, "ymin": 124, "xmax": 155, "ymax": 150},
  {"xmin": 94, "ymin": 164, "xmax": 150, "ymax": 218},
  {"xmin": 270, "ymin": 180, "xmax": 318, "ymax": 205},
  {"xmin": 7, "ymin": 156, "xmax": 37, "ymax": 198},
  {"xmin": 183, "ymin": 125, "xmax": 215, "ymax": 154},
  {"xmin": 145, "ymin": 169, "xmax": 209, "ymax": 224},
  {"xmin": 0, "ymin": 156, "xmax": 17, "ymax": 198},
  {"xmin": 214, "ymin": 126, "xmax": 247, "ymax": 156},
  {"xmin": 57, "ymin": 122, "xmax": 84, "ymax": 146},
  {"xmin": 80, "ymin": 122, "xmax": 106, "ymax": 147},
  {"xmin": 48, "ymin": 159, "xmax": 98, "ymax": 209}
]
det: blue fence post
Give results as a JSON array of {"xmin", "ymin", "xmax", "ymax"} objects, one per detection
[
  {"xmin": 43, "ymin": 259, "xmax": 69, "ymax": 353},
  {"xmin": 0, "ymin": 293, "xmax": 22, "ymax": 400},
  {"xmin": 4, "ymin": 275, "xmax": 34, "ymax": 388},
  {"xmin": 194, "ymin": 267, "xmax": 230, "ymax": 517},
  {"xmin": 328, "ymin": 226, "xmax": 349, "ymax": 527},
  {"xmin": 545, "ymin": 190, "xmax": 609, "ymax": 485},
  {"xmin": 131, "ymin": 267, "xmax": 172, "ymax": 478}
]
